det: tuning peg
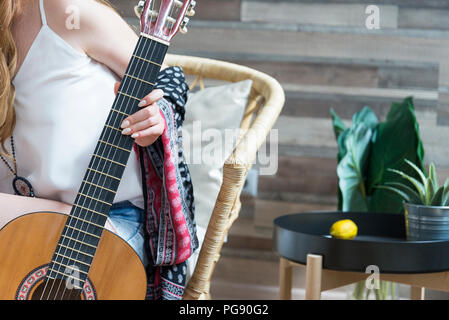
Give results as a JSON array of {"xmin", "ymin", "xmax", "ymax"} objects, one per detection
[
  {"xmin": 134, "ymin": 1, "xmax": 145, "ymax": 18},
  {"xmin": 187, "ymin": 0, "xmax": 196, "ymax": 16},
  {"xmin": 180, "ymin": 17, "xmax": 189, "ymax": 28},
  {"xmin": 180, "ymin": 17, "xmax": 189, "ymax": 34},
  {"xmin": 134, "ymin": 0, "xmax": 145, "ymax": 18},
  {"xmin": 180, "ymin": 26, "xmax": 188, "ymax": 34},
  {"xmin": 189, "ymin": 0, "xmax": 197, "ymax": 10}
]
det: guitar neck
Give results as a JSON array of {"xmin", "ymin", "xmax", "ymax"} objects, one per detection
[{"xmin": 47, "ymin": 35, "xmax": 169, "ymax": 286}]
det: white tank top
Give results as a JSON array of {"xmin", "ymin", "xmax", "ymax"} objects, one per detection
[{"xmin": 0, "ymin": 0, "xmax": 144, "ymax": 208}]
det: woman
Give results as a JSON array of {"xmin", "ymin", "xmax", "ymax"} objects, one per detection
[{"xmin": 0, "ymin": 0, "xmax": 197, "ymax": 300}]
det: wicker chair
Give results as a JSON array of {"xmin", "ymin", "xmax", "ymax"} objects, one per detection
[{"xmin": 165, "ymin": 54, "xmax": 285, "ymax": 300}]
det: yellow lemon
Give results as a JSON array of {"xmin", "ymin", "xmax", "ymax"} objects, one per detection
[{"xmin": 330, "ymin": 219, "xmax": 358, "ymax": 240}]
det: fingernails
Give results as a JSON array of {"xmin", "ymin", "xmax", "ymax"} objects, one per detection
[
  {"xmin": 138, "ymin": 99, "xmax": 147, "ymax": 107},
  {"xmin": 121, "ymin": 120, "xmax": 130, "ymax": 129},
  {"xmin": 131, "ymin": 133, "xmax": 139, "ymax": 139},
  {"xmin": 121, "ymin": 128, "xmax": 131, "ymax": 135}
]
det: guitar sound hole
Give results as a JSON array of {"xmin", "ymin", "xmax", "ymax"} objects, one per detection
[{"xmin": 30, "ymin": 279, "xmax": 82, "ymax": 300}]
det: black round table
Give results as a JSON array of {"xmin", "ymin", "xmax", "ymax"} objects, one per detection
[{"xmin": 272, "ymin": 211, "xmax": 449, "ymax": 299}]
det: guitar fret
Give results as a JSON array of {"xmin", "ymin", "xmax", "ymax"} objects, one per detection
[
  {"xmin": 69, "ymin": 215, "xmax": 104, "ymax": 229},
  {"xmin": 82, "ymin": 180, "xmax": 116, "ymax": 194},
  {"xmin": 87, "ymin": 168, "xmax": 121, "ymax": 181},
  {"xmin": 78, "ymin": 192, "xmax": 112, "ymax": 206},
  {"xmin": 52, "ymin": 260, "xmax": 89, "ymax": 275},
  {"xmin": 73, "ymin": 203, "xmax": 108, "ymax": 218},
  {"xmin": 55, "ymin": 252, "xmax": 91, "ymax": 267},
  {"xmin": 98, "ymin": 140, "xmax": 130, "ymax": 153},
  {"xmin": 61, "ymin": 234, "xmax": 97, "ymax": 250},
  {"xmin": 65, "ymin": 224, "xmax": 101, "ymax": 239},
  {"xmin": 93, "ymin": 154, "xmax": 126, "ymax": 167},
  {"xmin": 105, "ymin": 124, "xmax": 121, "ymax": 133},
  {"xmin": 58, "ymin": 243, "xmax": 95, "ymax": 258},
  {"xmin": 118, "ymin": 91, "xmax": 140, "ymax": 102},
  {"xmin": 125, "ymin": 73, "xmax": 154, "ymax": 86},
  {"xmin": 111, "ymin": 108, "xmax": 130, "ymax": 117},
  {"xmin": 133, "ymin": 54, "xmax": 161, "ymax": 67}
]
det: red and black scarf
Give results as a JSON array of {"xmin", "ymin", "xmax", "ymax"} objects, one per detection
[{"xmin": 134, "ymin": 67, "xmax": 198, "ymax": 300}]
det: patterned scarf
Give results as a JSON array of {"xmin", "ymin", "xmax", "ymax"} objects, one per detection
[{"xmin": 134, "ymin": 67, "xmax": 198, "ymax": 300}]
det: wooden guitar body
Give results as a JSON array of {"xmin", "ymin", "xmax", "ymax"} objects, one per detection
[{"xmin": 0, "ymin": 212, "xmax": 146, "ymax": 300}]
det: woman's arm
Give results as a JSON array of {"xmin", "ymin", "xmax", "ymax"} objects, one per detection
[
  {"xmin": 47, "ymin": 0, "xmax": 168, "ymax": 147},
  {"xmin": 47, "ymin": 0, "xmax": 169, "ymax": 77}
]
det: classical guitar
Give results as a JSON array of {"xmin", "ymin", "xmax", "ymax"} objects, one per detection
[{"xmin": 0, "ymin": 0, "xmax": 195, "ymax": 300}]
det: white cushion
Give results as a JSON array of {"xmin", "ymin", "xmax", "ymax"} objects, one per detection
[{"xmin": 183, "ymin": 79, "xmax": 253, "ymax": 281}]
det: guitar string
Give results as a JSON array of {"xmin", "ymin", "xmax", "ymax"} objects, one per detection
[
  {"xmin": 61, "ymin": 31, "xmax": 163, "ymax": 299},
  {"xmin": 41, "ymin": 35, "xmax": 160, "ymax": 299},
  {"xmin": 44, "ymin": 36, "xmax": 155, "ymax": 300},
  {"xmin": 53, "ymin": 0, "xmax": 166, "ymax": 299},
  {"xmin": 60, "ymin": 36, "xmax": 158, "ymax": 300}
]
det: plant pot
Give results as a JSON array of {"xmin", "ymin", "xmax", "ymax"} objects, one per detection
[{"xmin": 404, "ymin": 202, "xmax": 449, "ymax": 241}]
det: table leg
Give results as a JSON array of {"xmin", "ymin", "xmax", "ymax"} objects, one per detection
[
  {"xmin": 305, "ymin": 254, "xmax": 323, "ymax": 300},
  {"xmin": 279, "ymin": 257, "xmax": 293, "ymax": 300},
  {"xmin": 410, "ymin": 286, "xmax": 425, "ymax": 300}
]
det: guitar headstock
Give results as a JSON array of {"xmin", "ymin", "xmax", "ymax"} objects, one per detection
[{"xmin": 135, "ymin": 0, "xmax": 196, "ymax": 44}]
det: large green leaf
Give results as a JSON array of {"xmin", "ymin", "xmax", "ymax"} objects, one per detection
[
  {"xmin": 331, "ymin": 107, "xmax": 378, "ymax": 163},
  {"xmin": 337, "ymin": 123, "xmax": 377, "ymax": 212},
  {"xmin": 352, "ymin": 106, "xmax": 379, "ymax": 130},
  {"xmin": 330, "ymin": 107, "xmax": 378, "ymax": 210},
  {"xmin": 332, "ymin": 107, "xmax": 378, "ymax": 212},
  {"xmin": 367, "ymin": 97, "xmax": 425, "ymax": 213}
]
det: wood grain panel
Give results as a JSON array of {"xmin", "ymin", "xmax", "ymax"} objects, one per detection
[
  {"xmin": 232, "ymin": 59, "xmax": 379, "ymax": 88},
  {"xmin": 282, "ymin": 90, "xmax": 437, "ymax": 120},
  {"xmin": 242, "ymin": 0, "xmax": 449, "ymax": 10},
  {"xmin": 253, "ymin": 199, "xmax": 336, "ymax": 228},
  {"xmin": 170, "ymin": 26, "xmax": 449, "ymax": 64},
  {"xmin": 190, "ymin": 0, "xmax": 241, "ymax": 21},
  {"xmin": 258, "ymin": 156, "xmax": 338, "ymax": 196},
  {"xmin": 231, "ymin": 59, "xmax": 438, "ymax": 90},
  {"xmin": 399, "ymin": 9, "xmax": 449, "ymax": 30},
  {"xmin": 110, "ymin": 0, "xmax": 242, "ymax": 21},
  {"xmin": 242, "ymin": 2, "xmax": 398, "ymax": 28}
]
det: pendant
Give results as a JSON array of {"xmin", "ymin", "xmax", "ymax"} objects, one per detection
[{"xmin": 13, "ymin": 176, "xmax": 35, "ymax": 197}]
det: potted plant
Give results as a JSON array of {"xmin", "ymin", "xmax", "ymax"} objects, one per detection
[
  {"xmin": 378, "ymin": 160, "xmax": 449, "ymax": 241},
  {"xmin": 331, "ymin": 97, "xmax": 425, "ymax": 299}
]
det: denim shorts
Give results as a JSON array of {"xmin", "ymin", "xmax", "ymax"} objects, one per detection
[{"xmin": 109, "ymin": 201, "xmax": 149, "ymax": 268}]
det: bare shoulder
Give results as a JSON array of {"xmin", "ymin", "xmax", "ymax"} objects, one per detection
[{"xmin": 44, "ymin": 0, "xmax": 135, "ymax": 54}]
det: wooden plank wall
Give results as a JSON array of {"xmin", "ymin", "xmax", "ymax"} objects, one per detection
[{"xmin": 111, "ymin": 0, "xmax": 449, "ymax": 228}]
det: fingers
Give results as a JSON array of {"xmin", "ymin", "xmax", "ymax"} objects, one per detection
[
  {"xmin": 132, "ymin": 123, "xmax": 164, "ymax": 140},
  {"xmin": 137, "ymin": 89, "xmax": 164, "ymax": 107},
  {"xmin": 121, "ymin": 115, "xmax": 161, "ymax": 137},
  {"xmin": 114, "ymin": 86, "xmax": 165, "ymax": 146},
  {"xmin": 121, "ymin": 103, "xmax": 160, "ymax": 128}
]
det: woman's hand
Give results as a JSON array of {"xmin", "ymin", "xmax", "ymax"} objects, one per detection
[{"xmin": 114, "ymin": 82, "xmax": 165, "ymax": 147}]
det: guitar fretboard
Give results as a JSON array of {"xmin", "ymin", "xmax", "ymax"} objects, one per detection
[{"xmin": 46, "ymin": 35, "xmax": 168, "ymax": 288}]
